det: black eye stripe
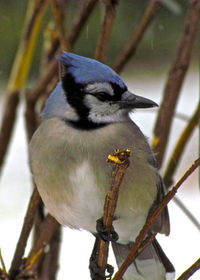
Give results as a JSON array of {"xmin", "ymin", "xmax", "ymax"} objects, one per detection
[
  {"xmin": 87, "ymin": 92, "xmax": 112, "ymax": 102},
  {"xmin": 95, "ymin": 92, "xmax": 112, "ymax": 101}
]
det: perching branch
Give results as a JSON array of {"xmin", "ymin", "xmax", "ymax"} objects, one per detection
[
  {"xmin": 94, "ymin": 0, "xmax": 119, "ymax": 62},
  {"xmin": 153, "ymin": 0, "xmax": 200, "ymax": 167},
  {"xmin": 177, "ymin": 258, "xmax": 200, "ymax": 280},
  {"xmin": 96, "ymin": 149, "xmax": 131, "ymax": 277},
  {"xmin": 113, "ymin": 158, "xmax": 200, "ymax": 280}
]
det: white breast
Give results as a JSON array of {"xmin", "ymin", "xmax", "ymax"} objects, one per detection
[{"xmin": 29, "ymin": 117, "xmax": 158, "ymax": 242}]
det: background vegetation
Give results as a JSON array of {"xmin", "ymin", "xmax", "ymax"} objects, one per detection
[
  {"xmin": 0, "ymin": 0, "xmax": 199, "ymax": 280},
  {"xmin": 0, "ymin": 0, "xmax": 197, "ymax": 83}
]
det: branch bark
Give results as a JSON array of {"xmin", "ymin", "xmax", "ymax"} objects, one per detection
[
  {"xmin": 16, "ymin": 215, "xmax": 59, "ymax": 279},
  {"xmin": 0, "ymin": 0, "xmax": 48, "ymax": 174},
  {"xmin": 153, "ymin": 0, "xmax": 200, "ymax": 167},
  {"xmin": 177, "ymin": 258, "xmax": 200, "ymax": 280},
  {"xmin": 94, "ymin": 0, "xmax": 119, "ymax": 62},
  {"xmin": 113, "ymin": 0, "xmax": 160, "ymax": 73},
  {"xmin": 49, "ymin": 0, "xmax": 70, "ymax": 50},
  {"xmin": 9, "ymin": 188, "xmax": 42, "ymax": 279},
  {"xmin": 25, "ymin": 0, "xmax": 99, "ymax": 140},
  {"xmin": 164, "ymin": 102, "xmax": 200, "ymax": 187},
  {"xmin": 68, "ymin": 0, "xmax": 98, "ymax": 46},
  {"xmin": 96, "ymin": 149, "xmax": 130, "ymax": 276},
  {"xmin": 113, "ymin": 158, "xmax": 200, "ymax": 280}
]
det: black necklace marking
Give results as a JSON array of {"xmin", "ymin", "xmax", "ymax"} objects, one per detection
[{"xmin": 66, "ymin": 119, "xmax": 108, "ymax": 130}]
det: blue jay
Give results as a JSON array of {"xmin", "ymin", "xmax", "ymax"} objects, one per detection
[{"xmin": 29, "ymin": 52, "xmax": 175, "ymax": 280}]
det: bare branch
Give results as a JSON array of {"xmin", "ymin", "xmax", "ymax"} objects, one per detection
[
  {"xmin": 37, "ymin": 226, "xmax": 61, "ymax": 280},
  {"xmin": 25, "ymin": 0, "xmax": 99, "ymax": 139},
  {"xmin": 113, "ymin": 0, "xmax": 160, "ymax": 73},
  {"xmin": 177, "ymin": 258, "xmax": 200, "ymax": 280},
  {"xmin": 173, "ymin": 196, "xmax": 200, "ymax": 231},
  {"xmin": 153, "ymin": 0, "xmax": 200, "ymax": 167},
  {"xmin": 95, "ymin": 0, "xmax": 119, "ymax": 62},
  {"xmin": 9, "ymin": 188, "xmax": 42, "ymax": 279},
  {"xmin": 16, "ymin": 215, "xmax": 59, "ymax": 278},
  {"xmin": 49, "ymin": 0, "xmax": 70, "ymax": 50},
  {"xmin": 97, "ymin": 149, "xmax": 131, "ymax": 275},
  {"xmin": 0, "ymin": 249, "xmax": 7, "ymax": 273},
  {"xmin": 0, "ymin": 0, "xmax": 48, "ymax": 174},
  {"xmin": 113, "ymin": 158, "xmax": 200, "ymax": 280},
  {"xmin": 164, "ymin": 102, "xmax": 200, "ymax": 187},
  {"xmin": 68, "ymin": 0, "xmax": 98, "ymax": 46}
]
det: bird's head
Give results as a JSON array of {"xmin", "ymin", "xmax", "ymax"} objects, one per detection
[{"xmin": 43, "ymin": 52, "xmax": 158, "ymax": 130}]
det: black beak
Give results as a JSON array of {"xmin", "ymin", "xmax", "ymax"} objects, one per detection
[{"xmin": 118, "ymin": 91, "xmax": 158, "ymax": 109}]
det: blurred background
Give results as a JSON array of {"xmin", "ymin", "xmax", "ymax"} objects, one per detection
[{"xmin": 0, "ymin": 0, "xmax": 199, "ymax": 279}]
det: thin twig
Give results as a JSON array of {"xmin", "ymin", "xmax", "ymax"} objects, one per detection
[
  {"xmin": 9, "ymin": 188, "xmax": 42, "ymax": 279},
  {"xmin": 0, "ymin": 249, "xmax": 7, "ymax": 273},
  {"xmin": 16, "ymin": 215, "xmax": 59, "ymax": 278},
  {"xmin": 173, "ymin": 196, "xmax": 200, "ymax": 231},
  {"xmin": 164, "ymin": 103, "xmax": 200, "ymax": 187},
  {"xmin": 113, "ymin": 158, "xmax": 200, "ymax": 280},
  {"xmin": 113, "ymin": 0, "xmax": 160, "ymax": 73},
  {"xmin": 94, "ymin": 0, "xmax": 119, "ymax": 62},
  {"xmin": 177, "ymin": 258, "xmax": 200, "ymax": 280},
  {"xmin": 97, "ymin": 149, "xmax": 131, "ymax": 276},
  {"xmin": 28, "ymin": 0, "xmax": 98, "ymax": 104},
  {"xmin": 25, "ymin": 0, "xmax": 99, "ymax": 137},
  {"xmin": 153, "ymin": 0, "xmax": 200, "ymax": 167},
  {"xmin": 38, "ymin": 226, "xmax": 61, "ymax": 280},
  {"xmin": 0, "ymin": 0, "xmax": 48, "ymax": 175},
  {"xmin": 49, "ymin": 0, "xmax": 70, "ymax": 50},
  {"xmin": 68, "ymin": 0, "xmax": 98, "ymax": 46}
]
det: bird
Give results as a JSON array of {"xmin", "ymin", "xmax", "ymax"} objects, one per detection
[{"xmin": 29, "ymin": 52, "xmax": 175, "ymax": 280}]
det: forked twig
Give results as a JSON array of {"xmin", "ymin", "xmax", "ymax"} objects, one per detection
[{"xmin": 113, "ymin": 158, "xmax": 200, "ymax": 280}]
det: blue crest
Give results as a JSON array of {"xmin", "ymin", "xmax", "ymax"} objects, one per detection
[{"xmin": 56, "ymin": 52, "xmax": 126, "ymax": 89}]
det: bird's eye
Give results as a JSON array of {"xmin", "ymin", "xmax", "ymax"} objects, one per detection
[{"xmin": 95, "ymin": 92, "xmax": 109, "ymax": 102}]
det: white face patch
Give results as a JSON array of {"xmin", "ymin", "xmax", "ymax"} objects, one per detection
[
  {"xmin": 84, "ymin": 82, "xmax": 114, "ymax": 96},
  {"xmin": 84, "ymin": 94, "xmax": 127, "ymax": 123},
  {"xmin": 83, "ymin": 81, "xmax": 129, "ymax": 123}
]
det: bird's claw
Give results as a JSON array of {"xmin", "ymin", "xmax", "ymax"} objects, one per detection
[
  {"xmin": 96, "ymin": 218, "xmax": 119, "ymax": 242},
  {"xmin": 89, "ymin": 259, "xmax": 114, "ymax": 280}
]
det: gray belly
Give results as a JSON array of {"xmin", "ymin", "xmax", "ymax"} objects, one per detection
[{"xmin": 29, "ymin": 118, "xmax": 157, "ymax": 243}]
